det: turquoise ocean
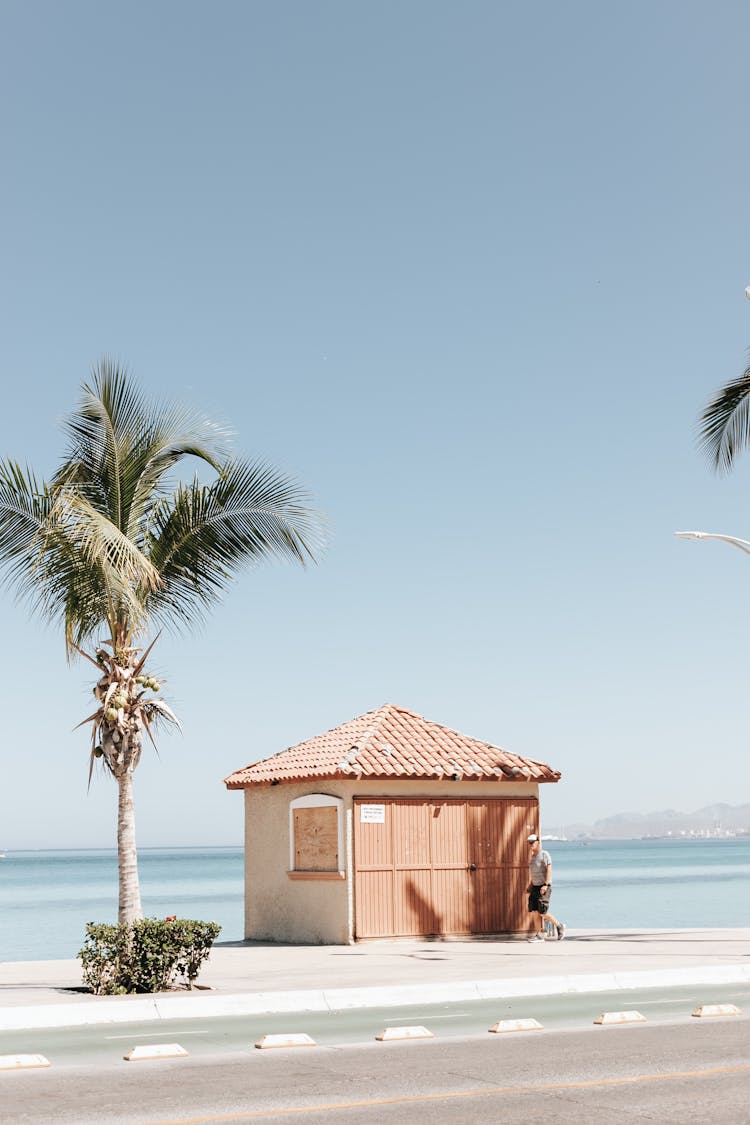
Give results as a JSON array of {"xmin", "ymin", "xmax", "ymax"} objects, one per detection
[{"xmin": 2, "ymin": 839, "xmax": 750, "ymax": 962}]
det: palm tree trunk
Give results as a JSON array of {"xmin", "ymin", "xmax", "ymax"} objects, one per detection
[{"xmin": 117, "ymin": 769, "xmax": 143, "ymax": 924}]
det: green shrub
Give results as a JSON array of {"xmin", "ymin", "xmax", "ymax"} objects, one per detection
[{"xmin": 79, "ymin": 918, "xmax": 221, "ymax": 995}]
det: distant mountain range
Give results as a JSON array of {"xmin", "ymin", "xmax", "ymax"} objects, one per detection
[{"xmin": 546, "ymin": 802, "xmax": 750, "ymax": 840}]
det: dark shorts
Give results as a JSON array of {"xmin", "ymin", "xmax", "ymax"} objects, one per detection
[{"xmin": 528, "ymin": 885, "xmax": 551, "ymax": 915}]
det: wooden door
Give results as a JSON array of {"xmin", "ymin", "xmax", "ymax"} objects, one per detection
[
  {"xmin": 353, "ymin": 796, "xmax": 537, "ymax": 939},
  {"xmin": 465, "ymin": 798, "xmax": 535, "ymax": 932}
]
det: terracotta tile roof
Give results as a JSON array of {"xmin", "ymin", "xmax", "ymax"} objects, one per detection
[{"xmin": 224, "ymin": 704, "xmax": 561, "ymax": 789}]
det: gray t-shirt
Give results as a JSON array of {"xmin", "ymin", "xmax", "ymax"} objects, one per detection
[{"xmin": 529, "ymin": 849, "xmax": 551, "ymax": 886}]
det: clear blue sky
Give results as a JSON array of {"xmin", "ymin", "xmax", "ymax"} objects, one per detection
[{"xmin": 2, "ymin": 1, "xmax": 750, "ymax": 848}]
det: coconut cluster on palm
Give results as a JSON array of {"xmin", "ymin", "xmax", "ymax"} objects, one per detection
[
  {"xmin": 0, "ymin": 361, "xmax": 323, "ymax": 923},
  {"xmin": 85, "ymin": 641, "xmax": 172, "ymax": 776}
]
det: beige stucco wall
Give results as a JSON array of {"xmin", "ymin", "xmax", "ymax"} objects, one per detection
[{"xmin": 242, "ymin": 778, "xmax": 541, "ymax": 944}]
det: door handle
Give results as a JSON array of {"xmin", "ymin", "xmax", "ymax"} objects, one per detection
[{"xmin": 467, "ymin": 863, "xmax": 477, "ymax": 872}]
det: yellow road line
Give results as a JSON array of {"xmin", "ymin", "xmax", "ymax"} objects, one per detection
[{"xmin": 145, "ymin": 1061, "xmax": 750, "ymax": 1124}]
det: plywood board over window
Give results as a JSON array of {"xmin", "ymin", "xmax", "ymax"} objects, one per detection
[
  {"xmin": 288, "ymin": 794, "xmax": 345, "ymax": 881},
  {"xmin": 294, "ymin": 805, "xmax": 338, "ymax": 871}
]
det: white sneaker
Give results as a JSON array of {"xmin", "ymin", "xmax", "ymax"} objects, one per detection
[{"xmin": 527, "ymin": 933, "xmax": 545, "ymax": 942}]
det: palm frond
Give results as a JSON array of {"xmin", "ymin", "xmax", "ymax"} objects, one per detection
[
  {"xmin": 141, "ymin": 709, "xmax": 159, "ymax": 752},
  {"xmin": 55, "ymin": 359, "xmax": 140, "ymax": 526},
  {"xmin": 0, "ymin": 460, "xmax": 124, "ymax": 649},
  {"xmin": 69, "ymin": 642, "xmax": 104, "ymax": 670},
  {"xmin": 146, "ymin": 697, "xmax": 181, "ymax": 731},
  {"xmin": 37, "ymin": 534, "xmax": 111, "ymax": 651},
  {"xmin": 144, "ymin": 458, "xmax": 325, "ymax": 630},
  {"xmin": 54, "ymin": 490, "xmax": 160, "ymax": 592},
  {"xmin": 0, "ymin": 460, "xmax": 53, "ymax": 578},
  {"xmin": 698, "ymin": 362, "xmax": 750, "ymax": 472},
  {"xmin": 56, "ymin": 359, "xmax": 232, "ymax": 540},
  {"xmin": 132, "ymin": 633, "xmax": 160, "ymax": 678},
  {"xmin": 0, "ymin": 461, "xmax": 103, "ymax": 643},
  {"xmin": 51, "ymin": 491, "xmax": 160, "ymax": 643},
  {"xmin": 2, "ymin": 365, "xmax": 325, "ymax": 652}
]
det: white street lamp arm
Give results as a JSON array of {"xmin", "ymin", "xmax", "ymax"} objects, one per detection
[{"xmin": 675, "ymin": 531, "xmax": 750, "ymax": 556}]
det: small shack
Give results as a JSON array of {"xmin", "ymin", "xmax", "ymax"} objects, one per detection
[{"xmin": 224, "ymin": 703, "xmax": 561, "ymax": 944}]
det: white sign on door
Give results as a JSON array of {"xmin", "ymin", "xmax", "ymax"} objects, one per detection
[{"xmin": 360, "ymin": 804, "xmax": 385, "ymax": 824}]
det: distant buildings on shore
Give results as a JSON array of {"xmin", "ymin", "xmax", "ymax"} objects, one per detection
[
  {"xmin": 640, "ymin": 826, "xmax": 748, "ymax": 840},
  {"xmin": 546, "ymin": 802, "xmax": 750, "ymax": 840},
  {"xmin": 545, "ymin": 825, "xmax": 750, "ymax": 841}
]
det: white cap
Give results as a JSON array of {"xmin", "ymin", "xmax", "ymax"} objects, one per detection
[{"xmin": 527, "ymin": 833, "xmax": 539, "ymax": 842}]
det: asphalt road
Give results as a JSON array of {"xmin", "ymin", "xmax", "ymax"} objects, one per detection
[{"xmin": 1, "ymin": 985, "xmax": 749, "ymax": 1124}]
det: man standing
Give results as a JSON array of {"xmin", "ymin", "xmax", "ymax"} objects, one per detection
[{"xmin": 527, "ymin": 833, "xmax": 566, "ymax": 941}]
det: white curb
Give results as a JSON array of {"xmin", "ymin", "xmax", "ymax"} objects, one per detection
[{"xmin": 3, "ymin": 963, "xmax": 750, "ymax": 1031}]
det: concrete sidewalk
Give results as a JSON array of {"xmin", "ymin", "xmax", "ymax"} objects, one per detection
[{"xmin": 1, "ymin": 928, "xmax": 749, "ymax": 1031}]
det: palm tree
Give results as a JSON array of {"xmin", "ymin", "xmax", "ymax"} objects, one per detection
[
  {"xmin": 675, "ymin": 361, "xmax": 750, "ymax": 559},
  {"xmin": 0, "ymin": 360, "xmax": 323, "ymax": 923},
  {"xmin": 699, "ymin": 360, "xmax": 750, "ymax": 471}
]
